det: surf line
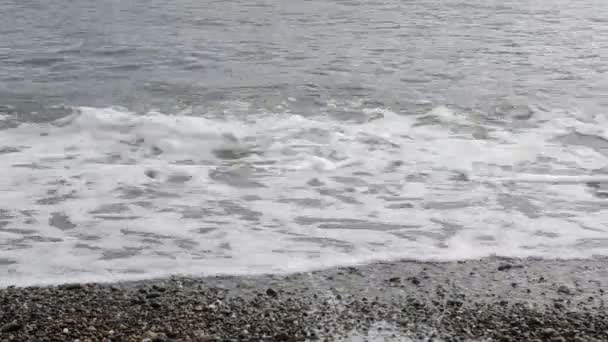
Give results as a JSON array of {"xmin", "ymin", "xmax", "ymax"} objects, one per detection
[{"xmin": 483, "ymin": 174, "xmax": 608, "ymax": 184}]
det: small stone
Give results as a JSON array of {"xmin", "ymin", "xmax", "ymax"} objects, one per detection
[
  {"xmin": 307, "ymin": 178, "xmax": 324, "ymax": 187},
  {"xmin": 150, "ymin": 301, "xmax": 162, "ymax": 309},
  {"xmin": 408, "ymin": 277, "xmax": 420, "ymax": 285},
  {"xmin": 557, "ymin": 285, "xmax": 572, "ymax": 295},
  {"xmin": 542, "ymin": 328, "xmax": 557, "ymax": 337},
  {"xmin": 142, "ymin": 331, "xmax": 158, "ymax": 340},
  {"xmin": 1, "ymin": 322, "xmax": 22, "ymax": 333},
  {"xmin": 389, "ymin": 277, "xmax": 400, "ymax": 283},
  {"xmin": 152, "ymin": 285, "xmax": 166, "ymax": 292},
  {"xmin": 146, "ymin": 292, "xmax": 161, "ymax": 299},
  {"xmin": 266, "ymin": 288, "xmax": 278, "ymax": 298},
  {"xmin": 144, "ymin": 170, "xmax": 158, "ymax": 179},
  {"xmin": 497, "ymin": 263, "xmax": 512, "ymax": 271},
  {"xmin": 60, "ymin": 283, "xmax": 83, "ymax": 290},
  {"xmin": 131, "ymin": 297, "xmax": 146, "ymax": 305},
  {"xmin": 152, "ymin": 337, "xmax": 169, "ymax": 342},
  {"xmin": 151, "ymin": 146, "xmax": 163, "ymax": 155},
  {"xmin": 447, "ymin": 299, "xmax": 463, "ymax": 307},
  {"xmin": 452, "ymin": 171, "xmax": 470, "ymax": 181},
  {"xmin": 528, "ymin": 317, "xmax": 542, "ymax": 326},
  {"xmin": 275, "ymin": 332, "xmax": 290, "ymax": 341}
]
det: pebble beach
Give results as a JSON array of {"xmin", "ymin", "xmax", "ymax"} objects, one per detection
[{"xmin": 2, "ymin": 257, "xmax": 607, "ymax": 342}]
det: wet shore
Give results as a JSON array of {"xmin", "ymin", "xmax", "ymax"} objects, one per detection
[{"xmin": 1, "ymin": 257, "xmax": 607, "ymax": 341}]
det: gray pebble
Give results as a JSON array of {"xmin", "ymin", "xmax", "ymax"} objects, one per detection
[
  {"xmin": 557, "ymin": 285, "xmax": 572, "ymax": 295},
  {"xmin": 0, "ymin": 322, "xmax": 22, "ymax": 333}
]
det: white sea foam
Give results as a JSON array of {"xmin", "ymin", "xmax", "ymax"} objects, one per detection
[
  {"xmin": 0, "ymin": 104, "xmax": 607, "ymax": 286},
  {"xmin": 335, "ymin": 321, "xmax": 489, "ymax": 342}
]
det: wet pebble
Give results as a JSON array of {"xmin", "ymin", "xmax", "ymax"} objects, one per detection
[
  {"xmin": 0, "ymin": 322, "xmax": 22, "ymax": 333},
  {"xmin": 557, "ymin": 285, "xmax": 572, "ymax": 295},
  {"xmin": 266, "ymin": 288, "xmax": 278, "ymax": 298}
]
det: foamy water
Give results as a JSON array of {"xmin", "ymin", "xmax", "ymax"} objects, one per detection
[
  {"xmin": 336, "ymin": 321, "xmax": 490, "ymax": 342},
  {"xmin": 1, "ymin": 103, "xmax": 607, "ymax": 286},
  {"xmin": 1, "ymin": 0, "xmax": 607, "ymax": 286}
]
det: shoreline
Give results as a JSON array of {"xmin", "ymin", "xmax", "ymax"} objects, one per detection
[{"xmin": 2, "ymin": 257, "xmax": 608, "ymax": 341}]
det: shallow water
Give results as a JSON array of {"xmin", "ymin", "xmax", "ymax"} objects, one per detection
[{"xmin": 0, "ymin": 0, "xmax": 607, "ymax": 286}]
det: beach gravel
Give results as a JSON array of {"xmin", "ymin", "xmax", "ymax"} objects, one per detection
[{"xmin": 1, "ymin": 257, "xmax": 608, "ymax": 341}]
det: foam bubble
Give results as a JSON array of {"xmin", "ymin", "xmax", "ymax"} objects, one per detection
[{"xmin": 0, "ymin": 104, "xmax": 607, "ymax": 286}]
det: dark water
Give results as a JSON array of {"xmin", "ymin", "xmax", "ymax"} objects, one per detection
[{"xmin": 1, "ymin": 0, "xmax": 606, "ymax": 115}]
